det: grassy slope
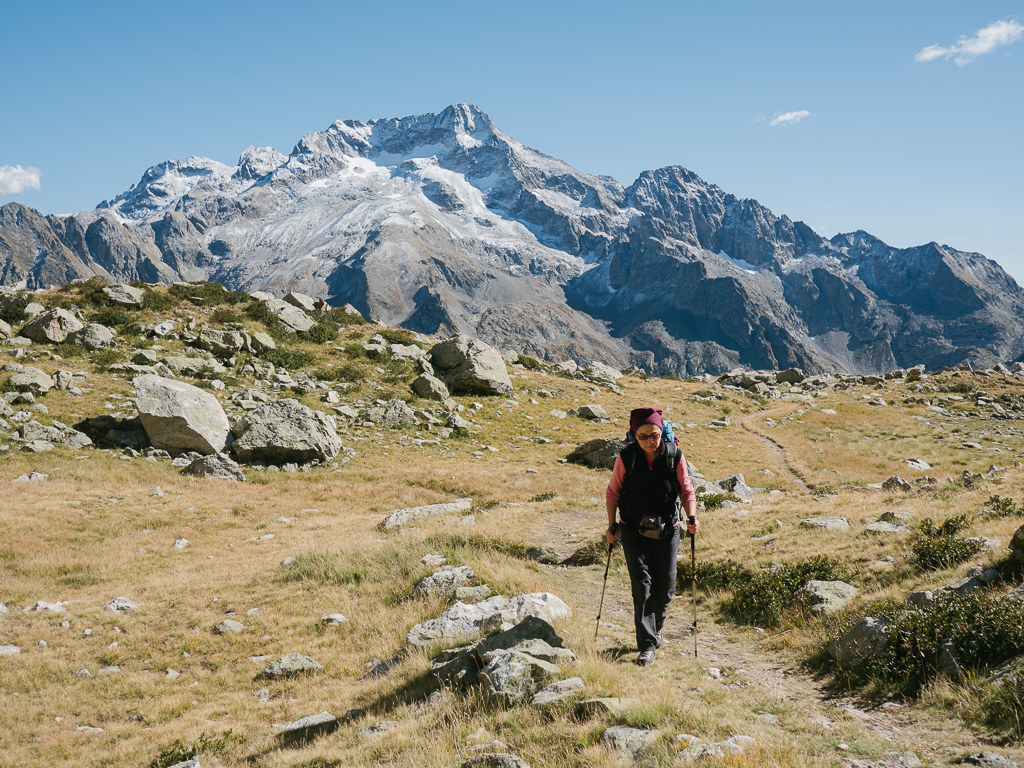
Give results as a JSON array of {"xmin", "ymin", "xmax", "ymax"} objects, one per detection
[{"xmin": 1, "ymin": 283, "xmax": 1023, "ymax": 767}]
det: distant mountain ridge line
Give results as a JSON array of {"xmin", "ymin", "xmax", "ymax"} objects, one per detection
[{"xmin": 1, "ymin": 103, "xmax": 1022, "ymax": 374}]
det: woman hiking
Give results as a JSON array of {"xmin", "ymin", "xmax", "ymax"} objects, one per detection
[{"xmin": 605, "ymin": 407, "xmax": 699, "ymax": 666}]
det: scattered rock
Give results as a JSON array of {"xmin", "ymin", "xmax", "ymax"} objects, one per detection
[
  {"xmin": 902, "ymin": 458, "xmax": 932, "ymax": 470},
  {"xmin": 359, "ymin": 720, "xmax": 399, "ymax": 738},
  {"xmin": 844, "ymin": 752, "xmax": 922, "ymax": 768},
  {"xmin": 415, "ymin": 565, "xmax": 475, "ymax": 598},
  {"xmin": 272, "ymin": 711, "xmax": 339, "ymax": 743},
  {"xmin": 21, "ymin": 308, "xmax": 84, "ymax": 343},
  {"xmin": 565, "ymin": 437, "xmax": 628, "ymax": 470},
  {"xmin": 231, "ymin": 398, "xmax": 342, "ymax": 463},
  {"xmin": 103, "ymin": 284, "xmax": 145, "ymax": 307},
  {"xmin": 262, "ymin": 653, "xmax": 324, "ymax": 678},
  {"xmin": 577, "ymin": 697, "xmax": 640, "ymax": 717},
  {"xmin": 530, "ymin": 677, "xmax": 584, "ymax": 708},
  {"xmin": 67, "ymin": 323, "xmax": 115, "ymax": 350},
  {"xmin": 576, "ymin": 404, "xmax": 610, "ymax": 421},
  {"xmin": 180, "ymin": 453, "xmax": 246, "ymax": 481},
  {"xmin": 172, "ymin": 538, "xmax": 190, "ymax": 550},
  {"xmin": 408, "ymin": 594, "xmax": 570, "ymax": 648},
  {"xmin": 803, "ymin": 581, "xmax": 859, "ymax": 615},
  {"xmin": 320, "ymin": 614, "xmax": 348, "ymax": 627},
  {"xmin": 134, "ymin": 374, "xmax": 231, "ymax": 454},
  {"xmin": 799, "ymin": 516, "xmax": 850, "ymax": 531},
  {"xmin": 678, "ymin": 736, "xmax": 750, "ymax": 762},
  {"xmin": 716, "ymin": 473, "xmax": 753, "ymax": 499},
  {"xmin": 361, "ymin": 398, "xmax": 417, "ymax": 427},
  {"xmin": 461, "ymin": 752, "xmax": 529, "ymax": 768},
  {"xmin": 0, "ymin": 645, "xmax": 21, "ymax": 655},
  {"xmin": 429, "ymin": 334, "xmax": 514, "ymax": 397},
  {"xmin": 882, "ymin": 476, "xmax": 913, "ymax": 492},
  {"xmin": 21, "ymin": 439, "xmax": 54, "ymax": 453},
  {"xmin": 600, "ymin": 726, "xmax": 659, "ymax": 760},
  {"xmin": 9, "ymin": 366, "xmax": 53, "ymax": 395},
  {"xmin": 103, "ymin": 597, "xmax": 140, "ymax": 614},
  {"xmin": 13, "ymin": 472, "xmax": 49, "ymax": 482},
  {"xmin": 214, "ymin": 620, "xmax": 245, "ymax": 635},
  {"xmin": 959, "ymin": 751, "xmax": 1020, "ymax": 768},
  {"xmin": 412, "ymin": 373, "xmax": 450, "ymax": 401},
  {"xmin": 456, "ymin": 585, "xmax": 493, "ymax": 603},
  {"xmin": 261, "ymin": 298, "xmax": 316, "ymax": 332},
  {"xmin": 829, "ymin": 617, "xmax": 891, "ymax": 665},
  {"xmin": 379, "ymin": 498, "xmax": 472, "ymax": 530}
]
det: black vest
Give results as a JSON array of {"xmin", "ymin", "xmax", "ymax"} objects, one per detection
[{"xmin": 617, "ymin": 441, "xmax": 681, "ymax": 527}]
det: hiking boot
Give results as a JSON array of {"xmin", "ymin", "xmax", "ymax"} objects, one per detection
[{"xmin": 636, "ymin": 648, "xmax": 655, "ymax": 666}]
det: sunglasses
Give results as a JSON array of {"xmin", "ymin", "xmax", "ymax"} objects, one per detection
[{"xmin": 636, "ymin": 432, "xmax": 662, "ymax": 442}]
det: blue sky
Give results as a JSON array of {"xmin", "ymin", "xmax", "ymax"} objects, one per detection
[{"xmin": 2, "ymin": 1, "xmax": 1022, "ymax": 282}]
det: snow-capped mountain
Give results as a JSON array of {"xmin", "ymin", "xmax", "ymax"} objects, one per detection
[{"xmin": 2, "ymin": 104, "xmax": 1022, "ymax": 373}]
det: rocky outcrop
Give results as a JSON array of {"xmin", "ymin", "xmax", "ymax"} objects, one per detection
[
  {"xmin": 231, "ymin": 398, "xmax": 341, "ymax": 463},
  {"xmin": 67, "ymin": 323, "xmax": 115, "ymax": 350},
  {"xmin": 21, "ymin": 308, "xmax": 83, "ymax": 343},
  {"xmin": 133, "ymin": 374, "xmax": 231, "ymax": 454},
  {"xmin": 565, "ymin": 438, "xmax": 627, "ymax": 470},
  {"xmin": 429, "ymin": 335, "xmax": 514, "ymax": 397}
]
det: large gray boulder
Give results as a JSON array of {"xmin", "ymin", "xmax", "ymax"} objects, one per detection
[
  {"xmin": 415, "ymin": 565, "xmax": 475, "ymax": 598},
  {"xmin": 102, "ymin": 284, "xmax": 145, "ymax": 307},
  {"xmin": 196, "ymin": 328, "xmax": 252, "ymax": 357},
  {"xmin": 284, "ymin": 292, "xmax": 320, "ymax": 312},
  {"xmin": 411, "ymin": 373, "xmax": 450, "ymax": 401},
  {"xmin": 361, "ymin": 398, "xmax": 417, "ymax": 427},
  {"xmin": 600, "ymin": 726, "xmax": 659, "ymax": 761},
  {"xmin": 799, "ymin": 516, "xmax": 850, "ymax": 531},
  {"xmin": 408, "ymin": 593, "xmax": 571, "ymax": 648},
  {"xmin": 565, "ymin": 437, "xmax": 627, "ymax": 470},
  {"xmin": 380, "ymin": 498, "xmax": 472, "ymax": 530},
  {"xmin": 261, "ymin": 298, "xmax": 316, "ymax": 332},
  {"xmin": 9, "ymin": 367, "xmax": 53, "ymax": 395},
  {"xmin": 134, "ymin": 374, "xmax": 231, "ymax": 454},
  {"xmin": 0, "ymin": 319, "xmax": 11, "ymax": 339},
  {"xmin": 21, "ymin": 308, "xmax": 83, "ymax": 343},
  {"xmin": 716, "ymin": 474, "xmax": 754, "ymax": 498},
  {"xmin": 180, "ymin": 453, "xmax": 246, "ymax": 481},
  {"xmin": 231, "ymin": 398, "xmax": 341, "ymax": 463},
  {"xmin": 429, "ymin": 334, "xmax": 513, "ymax": 397},
  {"xmin": 261, "ymin": 653, "xmax": 324, "ymax": 678},
  {"xmin": 803, "ymin": 580, "xmax": 859, "ymax": 615},
  {"xmin": 828, "ymin": 617, "xmax": 891, "ymax": 665},
  {"xmin": 67, "ymin": 323, "xmax": 115, "ymax": 350}
]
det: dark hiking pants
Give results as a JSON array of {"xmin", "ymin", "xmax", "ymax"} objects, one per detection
[{"xmin": 619, "ymin": 523, "xmax": 680, "ymax": 652}]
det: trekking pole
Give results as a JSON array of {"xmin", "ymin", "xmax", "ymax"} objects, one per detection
[
  {"xmin": 595, "ymin": 525, "xmax": 617, "ymax": 641},
  {"xmin": 689, "ymin": 515, "xmax": 698, "ymax": 657}
]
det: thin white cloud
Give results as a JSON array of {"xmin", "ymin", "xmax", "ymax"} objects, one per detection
[
  {"xmin": 769, "ymin": 110, "xmax": 811, "ymax": 127},
  {"xmin": 915, "ymin": 19, "xmax": 1024, "ymax": 66},
  {"xmin": 0, "ymin": 165, "xmax": 42, "ymax": 196}
]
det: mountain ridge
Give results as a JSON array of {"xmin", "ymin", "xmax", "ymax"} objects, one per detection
[{"xmin": 2, "ymin": 103, "xmax": 1022, "ymax": 374}]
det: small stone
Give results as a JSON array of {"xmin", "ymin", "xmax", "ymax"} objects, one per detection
[
  {"xmin": 75, "ymin": 667, "xmax": 92, "ymax": 677},
  {"xmin": 214, "ymin": 620, "xmax": 245, "ymax": 635},
  {"xmin": 103, "ymin": 597, "xmax": 140, "ymax": 614},
  {"xmin": 0, "ymin": 645, "xmax": 21, "ymax": 655},
  {"xmin": 320, "ymin": 614, "xmax": 348, "ymax": 627},
  {"xmin": 262, "ymin": 653, "xmax": 324, "ymax": 678},
  {"xmin": 96, "ymin": 666, "xmax": 120, "ymax": 676},
  {"xmin": 359, "ymin": 720, "xmax": 399, "ymax": 738},
  {"xmin": 165, "ymin": 669, "xmax": 180, "ymax": 680},
  {"xmin": 172, "ymin": 538, "xmax": 190, "ymax": 549},
  {"xmin": 272, "ymin": 711, "xmax": 340, "ymax": 743}
]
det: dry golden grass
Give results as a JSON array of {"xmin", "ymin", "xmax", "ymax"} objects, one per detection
[{"xmin": 2, "ymin": 286, "xmax": 1023, "ymax": 766}]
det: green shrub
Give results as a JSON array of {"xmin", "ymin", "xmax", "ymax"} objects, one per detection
[
  {"xmin": 982, "ymin": 495, "xmax": 1022, "ymax": 519},
  {"xmin": 140, "ymin": 287, "xmax": 175, "ymax": 312},
  {"xmin": 149, "ymin": 731, "xmax": 233, "ymax": 768},
  {"xmin": 939, "ymin": 382, "xmax": 975, "ymax": 394},
  {"xmin": 679, "ymin": 559, "xmax": 751, "ymax": 592},
  {"xmin": 700, "ymin": 493, "xmax": 735, "ymax": 511},
  {"xmin": 379, "ymin": 328, "xmax": 416, "ymax": 345},
  {"xmin": 73, "ymin": 276, "xmax": 111, "ymax": 307},
  {"xmin": 382, "ymin": 357, "xmax": 416, "ymax": 383},
  {"xmin": 169, "ymin": 281, "xmax": 249, "ymax": 306},
  {"xmin": 93, "ymin": 306, "xmax": 135, "ymax": 328},
  {"xmin": 263, "ymin": 348, "xmax": 316, "ymax": 371},
  {"xmin": 827, "ymin": 592, "xmax": 1024, "ymax": 694},
  {"xmin": 301, "ymin": 323, "xmax": 339, "ymax": 344},
  {"xmin": 0, "ymin": 293, "xmax": 30, "ymax": 325},
  {"xmin": 321, "ymin": 306, "xmax": 366, "ymax": 327},
  {"xmin": 344, "ymin": 342, "xmax": 368, "ymax": 360},
  {"xmin": 517, "ymin": 354, "xmax": 543, "ymax": 370},
  {"xmin": 0, "ymin": 376, "xmax": 15, "ymax": 394},
  {"xmin": 910, "ymin": 515, "xmax": 985, "ymax": 570},
  {"xmin": 722, "ymin": 556, "xmax": 850, "ymax": 627},
  {"xmin": 530, "ymin": 492, "xmax": 556, "ymax": 503},
  {"xmin": 315, "ymin": 364, "xmax": 367, "ymax": 383},
  {"xmin": 209, "ymin": 308, "xmax": 240, "ymax": 325},
  {"xmin": 90, "ymin": 349, "xmax": 122, "ymax": 371}
]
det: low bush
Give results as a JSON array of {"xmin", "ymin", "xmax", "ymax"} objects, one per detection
[
  {"xmin": 517, "ymin": 354, "xmax": 544, "ymax": 370},
  {"xmin": 90, "ymin": 349, "xmax": 122, "ymax": 371},
  {"xmin": 379, "ymin": 328, "xmax": 416, "ymax": 345},
  {"xmin": 679, "ymin": 559, "xmax": 751, "ymax": 592},
  {"xmin": 208, "ymin": 308, "xmax": 241, "ymax": 325},
  {"xmin": 939, "ymin": 382, "xmax": 975, "ymax": 395},
  {"xmin": 93, "ymin": 306, "xmax": 135, "ymax": 328},
  {"xmin": 981, "ymin": 495, "xmax": 1022, "ymax": 519},
  {"xmin": 262, "ymin": 348, "xmax": 316, "ymax": 371},
  {"xmin": 700, "ymin": 493, "xmax": 736, "ymax": 511},
  {"xmin": 530, "ymin": 492, "xmax": 556, "ymax": 502},
  {"xmin": 382, "ymin": 357, "xmax": 416, "ymax": 383},
  {"xmin": 910, "ymin": 514, "xmax": 985, "ymax": 570},
  {"xmin": 140, "ymin": 287, "xmax": 175, "ymax": 312},
  {"xmin": 826, "ymin": 592, "xmax": 1024, "ymax": 694},
  {"xmin": 721, "ymin": 556, "xmax": 851, "ymax": 627},
  {"xmin": 315, "ymin": 364, "xmax": 367, "ymax": 383},
  {"xmin": 320, "ymin": 306, "xmax": 366, "ymax": 327},
  {"xmin": 301, "ymin": 323, "xmax": 339, "ymax": 344},
  {"xmin": 169, "ymin": 281, "xmax": 250, "ymax": 306},
  {"xmin": 343, "ymin": 342, "xmax": 368, "ymax": 360},
  {"xmin": 149, "ymin": 731, "xmax": 233, "ymax": 768},
  {"xmin": 0, "ymin": 293, "xmax": 30, "ymax": 325}
]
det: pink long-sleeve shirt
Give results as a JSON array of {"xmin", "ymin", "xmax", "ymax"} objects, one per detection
[{"xmin": 605, "ymin": 448, "xmax": 697, "ymax": 508}]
